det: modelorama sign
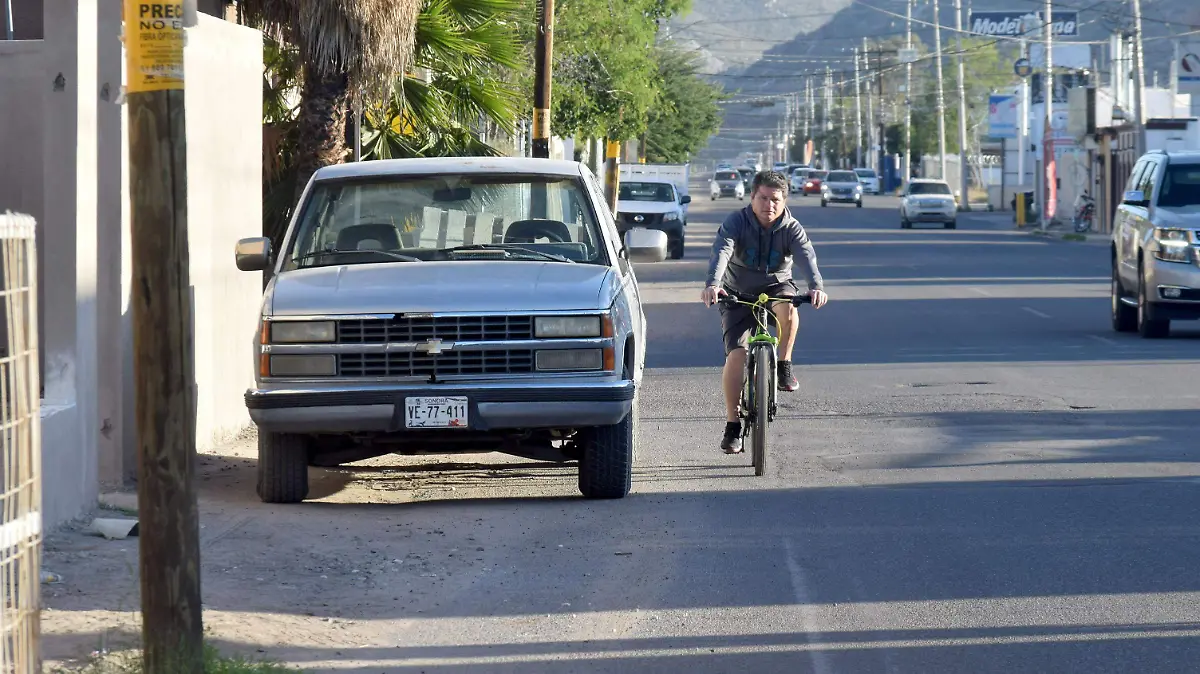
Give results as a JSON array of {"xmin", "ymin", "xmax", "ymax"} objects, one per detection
[{"xmin": 969, "ymin": 11, "xmax": 1079, "ymax": 38}]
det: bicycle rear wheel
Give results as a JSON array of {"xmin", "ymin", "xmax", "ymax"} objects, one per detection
[{"xmin": 750, "ymin": 344, "xmax": 773, "ymax": 476}]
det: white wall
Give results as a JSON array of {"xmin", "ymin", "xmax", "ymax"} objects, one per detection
[{"xmin": 180, "ymin": 16, "xmax": 264, "ymax": 450}]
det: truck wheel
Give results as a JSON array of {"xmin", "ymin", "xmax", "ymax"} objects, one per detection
[
  {"xmin": 1111, "ymin": 259, "xmax": 1136, "ymax": 332},
  {"xmin": 256, "ymin": 432, "xmax": 310, "ymax": 503},
  {"xmin": 578, "ymin": 390, "xmax": 636, "ymax": 499},
  {"xmin": 1137, "ymin": 263, "xmax": 1170, "ymax": 339}
]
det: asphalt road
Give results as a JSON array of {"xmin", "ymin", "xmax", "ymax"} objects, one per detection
[
  {"xmin": 48, "ymin": 192, "xmax": 1200, "ymax": 673},
  {"xmin": 389, "ymin": 193, "xmax": 1200, "ymax": 674}
]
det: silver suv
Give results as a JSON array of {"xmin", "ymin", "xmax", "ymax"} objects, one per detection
[
  {"xmin": 1111, "ymin": 150, "xmax": 1200, "ymax": 338},
  {"xmin": 234, "ymin": 158, "xmax": 666, "ymax": 503}
]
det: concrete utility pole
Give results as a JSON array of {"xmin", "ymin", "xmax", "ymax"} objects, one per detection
[
  {"xmin": 123, "ymin": 1, "xmax": 203, "ymax": 671},
  {"xmin": 854, "ymin": 48, "xmax": 863, "ymax": 167},
  {"xmin": 1043, "ymin": 0, "xmax": 1053, "ymax": 228},
  {"xmin": 864, "ymin": 38, "xmax": 874, "ymax": 164},
  {"xmin": 905, "ymin": 0, "xmax": 913, "ymax": 181},
  {"xmin": 532, "ymin": 0, "xmax": 555, "ymax": 158},
  {"xmin": 933, "ymin": 0, "xmax": 948, "ymax": 179},
  {"xmin": 1132, "ymin": 0, "xmax": 1147, "ymax": 156},
  {"xmin": 876, "ymin": 49, "xmax": 886, "ymax": 178},
  {"xmin": 954, "ymin": 0, "xmax": 970, "ymax": 209},
  {"xmin": 803, "ymin": 77, "xmax": 811, "ymax": 142}
]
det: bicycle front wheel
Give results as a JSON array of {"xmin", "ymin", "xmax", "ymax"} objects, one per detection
[{"xmin": 751, "ymin": 345, "xmax": 773, "ymax": 476}]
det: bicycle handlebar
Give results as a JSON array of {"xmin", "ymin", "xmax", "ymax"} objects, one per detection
[{"xmin": 717, "ymin": 291, "xmax": 813, "ymax": 307}]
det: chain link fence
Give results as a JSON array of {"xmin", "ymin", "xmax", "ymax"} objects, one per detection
[{"xmin": 0, "ymin": 211, "xmax": 41, "ymax": 674}]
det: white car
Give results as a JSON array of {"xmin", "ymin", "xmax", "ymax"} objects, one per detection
[
  {"xmin": 820, "ymin": 170, "xmax": 864, "ymax": 207},
  {"xmin": 711, "ymin": 169, "xmax": 746, "ymax": 200},
  {"xmin": 900, "ymin": 179, "xmax": 958, "ymax": 228},
  {"xmin": 617, "ymin": 178, "xmax": 690, "ymax": 260},
  {"xmin": 790, "ymin": 167, "xmax": 809, "ymax": 194},
  {"xmin": 854, "ymin": 168, "xmax": 881, "ymax": 194},
  {"xmin": 233, "ymin": 157, "xmax": 664, "ymax": 503}
]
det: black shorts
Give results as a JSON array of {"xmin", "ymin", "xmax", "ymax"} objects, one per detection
[{"xmin": 718, "ymin": 280, "xmax": 801, "ymax": 355}]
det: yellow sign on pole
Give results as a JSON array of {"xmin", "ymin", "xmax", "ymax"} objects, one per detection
[{"xmin": 123, "ymin": 0, "xmax": 185, "ymax": 93}]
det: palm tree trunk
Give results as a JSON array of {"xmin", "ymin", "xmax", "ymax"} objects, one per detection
[{"xmin": 293, "ymin": 63, "xmax": 352, "ymax": 204}]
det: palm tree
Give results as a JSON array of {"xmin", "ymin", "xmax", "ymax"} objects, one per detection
[
  {"xmin": 361, "ymin": 0, "xmax": 522, "ymax": 160},
  {"xmin": 241, "ymin": 0, "xmax": 424, "ymax": 209}
]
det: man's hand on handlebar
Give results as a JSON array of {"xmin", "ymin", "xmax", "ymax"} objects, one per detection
[
  {"xmin": 701, "ymin": 285, "xmax": 727, "ymax": 307},
  {"xmin": 809, "ymin": 289, "xmax": 828, "ymax": 309}
]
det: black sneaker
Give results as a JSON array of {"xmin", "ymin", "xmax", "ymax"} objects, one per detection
[
  {"xmin": 778, "ymin": 360, "xmax": 799, "ymax": 392},
  {"xmin": 720, "ymin": 421, "xmax": 743, "ymax": 454}
]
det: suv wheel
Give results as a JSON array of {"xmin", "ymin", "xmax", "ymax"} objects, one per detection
[
  {"xmin": 670, "ymin": 235, "xmax": 685, "ymax": 260},
  {"xmin": 1137, "ymin": 262, "xmax": 1170, "ymax": 339},
  {"xmin": 256, "ymin": 432, "xmax": 310, "ymax": 503},
  {"xmin": 577, "ymin": 389, "xmax": 636, "ymax": 499},
  {"xmin": 1111, "ymin": 259, "xmax": 1136, "ymax": 332}
]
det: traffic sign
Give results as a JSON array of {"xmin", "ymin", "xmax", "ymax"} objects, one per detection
[{"xmin": 1014, "ymin": 58, "xmax": 1032, "ymax": 78}]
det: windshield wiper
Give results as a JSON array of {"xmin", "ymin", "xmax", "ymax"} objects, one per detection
[
  {"xmin": 441, "ymin": 244, "xmax": 574, "ymax": 263},
  {"xmin": 293, "ymin": 248, "xmax": 423, "ymax": 265}
]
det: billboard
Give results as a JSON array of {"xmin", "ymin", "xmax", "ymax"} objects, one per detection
[
  {"xmin": 988, "ymin": 94, "xmax": 1018, "ymax": 139},
  {"xmin": 969, "ymin": 11, "xmax": 1079, "ymax": 38}
]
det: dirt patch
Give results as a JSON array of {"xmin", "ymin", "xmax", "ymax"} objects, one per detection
[{"xmin": 42, "ymin": 432, "xmax": 579, "ymax": 671}]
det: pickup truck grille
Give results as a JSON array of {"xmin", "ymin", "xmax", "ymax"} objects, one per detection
[
  {"xmin": 338, "ymin": 315, "xmax": 536, "ymax": 344},
  {"xmin": 339, "ymin": 350, "xmax": 536, "ymax": 377},
  {"xmin": 621, "ymin": 212, "xmax": 663, "ymax": 226}
]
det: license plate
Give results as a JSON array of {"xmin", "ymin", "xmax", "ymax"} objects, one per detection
[
  {"xmin": 404, "ymin": 396, "xmax": 468, "ymax": 429},
  {"xmin": 921, "ymin": 200, "xmax": 942, "ymax": 208}
]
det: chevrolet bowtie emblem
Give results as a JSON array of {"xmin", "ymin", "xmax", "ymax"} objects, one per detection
[{"xmin": 416, "ymin": 338, "xmax": 452, "ymax": 355}]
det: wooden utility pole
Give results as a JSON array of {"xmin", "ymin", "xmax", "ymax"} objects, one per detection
[
  {"xmin": 604, "ymin": 138, "xmax": 620, "ymax": 212},
  {"xmin": 532, "ymin": 0, "xmax": 555, "ymax": 158},
  {"xmin": 123, "ymin": 1, "xmax": 203, "ymax": 672}
]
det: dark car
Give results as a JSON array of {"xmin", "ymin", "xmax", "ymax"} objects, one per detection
[{"xmin": 800, "ymin": 170, "xmax": 827, "ymax": 196}]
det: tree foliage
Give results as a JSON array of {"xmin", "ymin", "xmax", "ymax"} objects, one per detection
[
  {"xmin": 361, "ymin": 0, "xmax": 523, "ymax": 159},
  {"xmin": 644, "ymin": 45, "xmax": 726, "ymax": 163}
]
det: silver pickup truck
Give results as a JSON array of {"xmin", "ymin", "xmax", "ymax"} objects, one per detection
[{"xmin": 234, "ymin": 158, "xmax": 667, "ymax": 503}]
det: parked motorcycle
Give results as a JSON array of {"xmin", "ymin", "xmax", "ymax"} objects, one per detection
[{"xmin": 1073, "ymin": 192, "xmax": 1095, "ymax": 233}]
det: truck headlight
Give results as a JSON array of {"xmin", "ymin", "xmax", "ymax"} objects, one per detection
[
  {"xmin": 536, "ymin": 349, "xmax": 604, "ymax": 371},
  {"xmin": 269, "ymin": 354, "xmax": 336, "ymax": 376},
  {"xmin": 1153, "ymin": 228, "xmax": 1193, "ymax": 263},
  {"xmin": 663, "ymin": 211, "xmax": 680, "ymax": 222},
  {"xmin": 270, "ymin": 320, "xmax": 336, "ymax": 343},
  {"xmin": 535, "ymin": 315, "xmax": 602, "ymax": 338}
]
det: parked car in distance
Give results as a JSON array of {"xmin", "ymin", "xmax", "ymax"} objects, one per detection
[
  {"xmin": 711, "ymin": 169, "xmax": 746, "ymax": 201},
  {"xmin": 854, "ymin": 168, "xmax": 881, "ymax": 194},
  {"xmin": 1111, "ymin": 150, "xmax": 1200, "ymax": 339},
  {"xmin": 233, "ymin": 157, "xmax": 663, "ymax": 504},
  {"xmin": 821, "ymin": 170, "xmax": 864, "ymax": 208},
  {"xmin": 799, "ymin": 169, "xmax": 827, "ymax": 196},
  {"xmin": 617, "ymin": 178, "xmax": 691, "ymax": 260},
  {"xmin": 900, "ymin": 179, "xmax": 957, "ymax": 228}
]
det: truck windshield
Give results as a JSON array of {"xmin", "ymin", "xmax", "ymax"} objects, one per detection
[
  {"xmin": 1158, "ymin": 165, "xmax": 1200, "ymax": 208},
  {"xmin": 619, "ymin": 182, "xmax": 675, "ymax": 202},
  {"xmin": 283, "ymin": 175, "xmax": 606, "ymax": 269}
]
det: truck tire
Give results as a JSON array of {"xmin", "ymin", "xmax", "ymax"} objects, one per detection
[
  {"xmin": 1137, "ymin": 263, "xmax": 1170, "ymax": 339},
  {"xmin": 1111, "ymin": 260, "xmax": 1136, "ymax": 332},
  {"xmin": 578, "ymin": 391, "xmax": 636, "ymax": 499},
  {"xmin": 256, "ymin": 432, "xmax": 310, "ymax": 503}
]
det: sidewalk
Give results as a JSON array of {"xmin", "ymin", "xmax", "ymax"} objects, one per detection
[{"xmin": 960, "ymin": 209, "xmax": 1110, "ymax": 246}]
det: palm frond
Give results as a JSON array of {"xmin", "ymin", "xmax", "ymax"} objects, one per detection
[{"xmin": 242, "ymin": 0, "xmax": 423, "ymax": 96}]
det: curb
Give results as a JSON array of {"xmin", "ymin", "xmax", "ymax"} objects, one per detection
[{"xmin": 1023, "ymin": 228, "xmax": 1109, "ymax": 246}]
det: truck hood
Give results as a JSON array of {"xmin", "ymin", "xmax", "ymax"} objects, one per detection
[
  {"xmin": 269, "ymin": 261, "xmax": 613, "ymax": 315},
  {"xmin": 1152, "ymin": 206, "xmax": 1200, "ymax": 228},
  {"xmin": 617, "ymin": 200, "xmax": 681, "ymax": 215}
]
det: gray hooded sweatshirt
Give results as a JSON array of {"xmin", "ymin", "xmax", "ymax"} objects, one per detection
[{"xmin": 705, "ymin": 205, "xmax": 824, "ymax": 292}]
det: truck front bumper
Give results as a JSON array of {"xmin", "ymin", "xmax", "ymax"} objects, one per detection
[{"xmin": 245, "ymin": 381, "xmax": 636, "ymax": 433}]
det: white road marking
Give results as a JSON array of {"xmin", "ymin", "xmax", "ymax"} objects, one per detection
[
  {"xmin": 1088, "ymin": 334, "xmax": 1119, "ymax": 346},
  {"xmin": 784, "ymin": 538, "xmax": 834, "ymax": 674},
  {"xmin": 1022, "ymin": 307, "xmax": 1052, "ymax": 319}
]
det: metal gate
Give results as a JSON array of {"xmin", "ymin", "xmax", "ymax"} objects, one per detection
[{"xmin": 0, "ymin": 212, "xmax": 41, "ymax": 674}]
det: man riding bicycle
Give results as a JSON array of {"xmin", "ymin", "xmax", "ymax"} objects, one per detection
[{"xmin": 701, "ymin": 170, "xmax": 829, "ymax": 453}]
